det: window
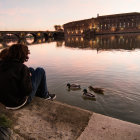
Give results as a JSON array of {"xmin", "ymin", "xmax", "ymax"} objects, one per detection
[
  {"xmin": 119, "ymin": 23, "xmax": 121, "ymax": 27},
  {"xmin": 128, "ymin": 23, "xmax": 129, "ymax": 27},
  {"xmin": 123, "ymin": 22, "xmax": 125, "ymax": 28}
]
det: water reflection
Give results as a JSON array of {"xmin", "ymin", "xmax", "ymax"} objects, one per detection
[
  {"xmin": 56, "ymin": 40, "xmax": 64, "ymax": 47},
  {"xmin": 0, "ymin": 39, "xmax": 18, "ymax": 48},
  {"xmin": 25, "ymin": 38, "xmax": 35, "ymax": 45},
  {"xmin": 0, "ymin": 43, "xmax": 3, "ymax": 49},
  {"xmin": 65, "ymin": 33, "xmax": 140, "ymax": 51},
  {"xmin": 0, "ymin": 37, "xmax": 55, "ymax": 49},
  {"xmin": 25, "ymin": 36, "xmax": 140, "ymax": 125},
  {"xmin": 1, "ymin": 34, "xmax": 140, "ymax": 51},
  {"xmin": 1, "ymin": 33, "xmax": 140, "ymax": 124}
]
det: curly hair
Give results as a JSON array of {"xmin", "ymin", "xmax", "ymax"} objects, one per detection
[
  {"xmin": 6, "ymin": 44, "xmax": 30, "ymax": 63},
  {"xmin": 0, "ymin": 48, "xmax": 9, "ymax": 60}
]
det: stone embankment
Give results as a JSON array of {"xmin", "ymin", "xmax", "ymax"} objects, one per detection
[{"xmin": 0, "ymin": 97, "xmax": 140, "ymax": 140}]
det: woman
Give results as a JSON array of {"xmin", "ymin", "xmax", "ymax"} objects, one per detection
[
  {"xmin": 0, "ymin": 44, "xmax": 56, "ymax": 110},
  {"xmin": 0, "ymin": 48, "xmax": 9, "ymax": 60}
]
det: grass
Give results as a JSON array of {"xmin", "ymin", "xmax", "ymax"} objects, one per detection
[{"xmin": 0, "ymin": 114, "xmax": 12, "ymax": 128}]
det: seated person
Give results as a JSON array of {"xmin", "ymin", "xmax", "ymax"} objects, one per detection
[
  {"xmin": 0, "ymin": 44, "xmax": 56, "ymax": 110},
  {"xmin": 0, "ymin": 48, "xmax": 9, "ymax": 60}
]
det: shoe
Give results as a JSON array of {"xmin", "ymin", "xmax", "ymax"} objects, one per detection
[
  {"xmin": 6, "ymin": 97, "xmax": 28, "ymax": 110},
  {"xmin": 49, "ymin": 94, "xmax": 56, "ymax": 100},
  {"xmin": 44, "ymin": 95, "xmax": 51, "ymax": 100}
]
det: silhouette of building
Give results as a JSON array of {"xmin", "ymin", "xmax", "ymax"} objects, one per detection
[{"xmin": 63, "ymin": 12, "xmax": 140, "ymax": 37}]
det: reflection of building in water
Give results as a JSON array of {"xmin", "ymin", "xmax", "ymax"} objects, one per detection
[
  {"xmin": 65, "ymin": 34, "xmax": 140, "ymax": 51},
  {"xmin": 56, "ymin": 41, "xmax": 64, "ymax": 47},
  {"xmin": 64, "ymin": 12, "xmax": 140, "ymax": 37},
  {"xmin": 65, "ymin": 36, "xmax": 96, "ymax": 49},
  {"xmin": 0, "ymin": 44, "xmax": 3, "ymax": 49}
]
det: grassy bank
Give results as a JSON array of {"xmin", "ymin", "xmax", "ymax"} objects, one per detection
[{"xmin": 0, "ymin": 114, "xmax": 12, "ymax": 128}]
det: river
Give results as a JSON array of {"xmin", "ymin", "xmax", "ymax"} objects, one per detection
[{"xmin": 1, "ymin": 33, "xmax": 140, "ymax": 125}]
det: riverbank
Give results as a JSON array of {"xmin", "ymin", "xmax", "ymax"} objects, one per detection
[{"xmin": 0, "ymin": 97, "xmax": 140, "ymax": 140}]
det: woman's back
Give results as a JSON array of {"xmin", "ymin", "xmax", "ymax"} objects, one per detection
[{"xmin": 0, "ymin": 59, "xmax": 32, "ymax": 107}]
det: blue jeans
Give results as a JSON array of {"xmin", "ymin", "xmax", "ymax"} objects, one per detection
[{"xmin": 27, "ymin": 67, "xmax": 49, "ymax": 103}]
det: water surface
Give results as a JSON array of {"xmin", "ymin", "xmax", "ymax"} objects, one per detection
[{"xmin": 1, "ymin": 34, "xmax": 140, "ymax": 124}]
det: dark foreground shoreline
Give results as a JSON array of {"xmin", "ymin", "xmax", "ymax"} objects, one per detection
[{"xmin": 0, "ymin": 97, "xmax": 140, "ymax": 140}]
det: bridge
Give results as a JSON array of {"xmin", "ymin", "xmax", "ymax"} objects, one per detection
[
  {"xmin": 0, "ymin": 31, "xmax": 64, "ymax": 41},
  {"xmin": 0, "ymin": 37, "xmax": 56, "ymax": 49}
]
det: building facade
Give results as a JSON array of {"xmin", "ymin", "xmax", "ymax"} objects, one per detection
[{"xmin": 63, "ymin": 12, "xmax": 140, "ymax": 37}]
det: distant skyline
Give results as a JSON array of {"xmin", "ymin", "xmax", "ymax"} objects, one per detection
[{"xmin": 0, "ymin": 0, "xmax": 139, "ymax": 31}]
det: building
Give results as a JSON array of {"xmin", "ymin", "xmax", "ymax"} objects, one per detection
[
  {"xmin": 63, "ymin": 18, "xmax": 96, "ymax": 37},
  {"xmin": 63, "ymin": 12, "xmax": 140, "ymax": 37}
]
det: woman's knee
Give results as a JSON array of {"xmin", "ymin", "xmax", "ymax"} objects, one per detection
[
  {"xmin": 36, "ymin": 67, "xmax": 45, "ymax": 74},
  {"xmin": 29, "ymin": 67, "xmax": 34, "ymax": 73}
]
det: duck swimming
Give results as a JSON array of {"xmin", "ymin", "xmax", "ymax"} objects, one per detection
[
  {"xmin": 82, "ymin": 89, "xmax": 96, "ymax": 100},
  {"xmin": 88, "ymin": 86, "xmax": 104, "ymax": 94},
  {"xmin": 67, "ymin": 83, "xmax": 81, "ymax": 90}
]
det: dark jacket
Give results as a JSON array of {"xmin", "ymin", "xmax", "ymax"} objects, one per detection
[{"xmin": 0, "ymin": 59, "xmax": 32, "ymax": 107}]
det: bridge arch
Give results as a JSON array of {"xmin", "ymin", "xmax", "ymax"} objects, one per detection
[
  {"xmin": 3, "ymin": 33, "xmax": 19, "ymax": 40},
  {"xmin": 43, "ymin": 33, "xmax": 49, "ymax": 41},
  {"xmin": 26, "ymin": 33, "xmax": 37, "ymax": 41}
]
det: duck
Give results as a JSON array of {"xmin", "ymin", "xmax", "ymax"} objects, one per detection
[
  {"xmin": 67, "ymin": 83, "xmax": 81, "ymax": 90},
  {"xmin": 88, "ymin": 86, "xmax": 104, "ymax": 94},
  {"xmin": 82, "ymin": 89, "xmax": 96, "ymax": 100}
]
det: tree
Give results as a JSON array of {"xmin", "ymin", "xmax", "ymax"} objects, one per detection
[{"xmin": 54, "ymin": 25, "xmax": 63, "ymax": 31}]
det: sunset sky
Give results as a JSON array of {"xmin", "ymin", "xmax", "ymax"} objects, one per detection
[{"xmin": 0, "ymin": 0, "xmax": 139, "ymax": 31}]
